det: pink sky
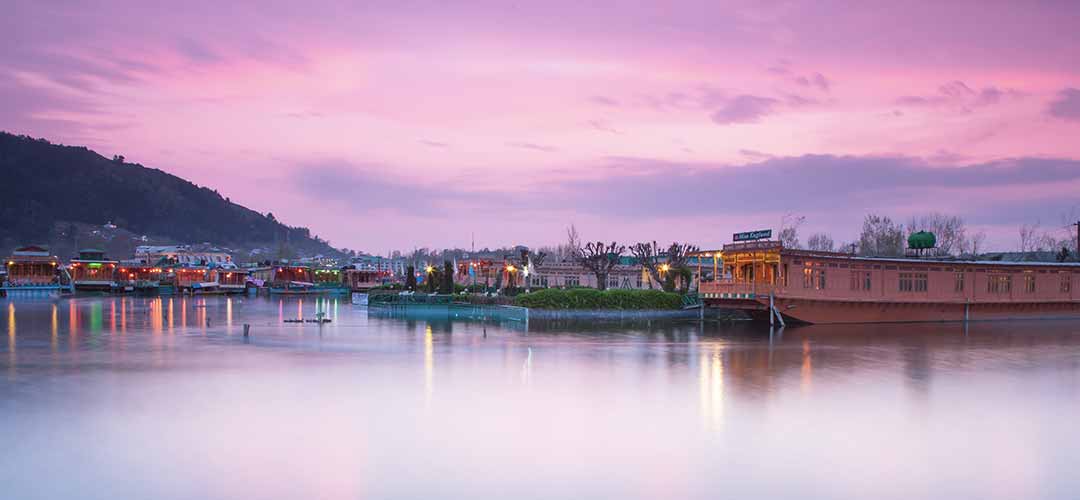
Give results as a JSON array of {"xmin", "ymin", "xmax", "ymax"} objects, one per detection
[{"xmin": 4, "ymin": 0, "xmax": 1080, "ymax": 253}]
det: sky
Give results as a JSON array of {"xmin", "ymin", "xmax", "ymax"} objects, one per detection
[{"xmin": 3, "ymin": 0, "xmax": 1080, "ymax": 254}]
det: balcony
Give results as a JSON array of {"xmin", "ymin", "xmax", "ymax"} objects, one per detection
[{"xmin": 699, "ymin": 279, "xmax": 776, "ymax": 300}]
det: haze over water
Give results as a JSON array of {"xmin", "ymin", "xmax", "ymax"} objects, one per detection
[{"xmin": 2, "ymin": 296, "xmax": 1079, "ymax": 499}]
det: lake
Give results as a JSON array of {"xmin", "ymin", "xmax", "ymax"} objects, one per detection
[{"xmin": 2, "ymin": 295, "xmax": 1079, "ymax": 499}]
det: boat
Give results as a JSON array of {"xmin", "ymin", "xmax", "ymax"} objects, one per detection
[
  {"xmin": 173, "ymin": 266, "xmax": 220, "ymax": 294},
  {"xmin": 343, "ymin": 267, "xmax": 390, "ymax": 292},
  {"xmin": 216, "ymin": 267, "xmax": 250, "ymax": 294},
  {"xmin": 267, "ymin": 264, "xmax": 320, "ymax": 294},
  {"xmin": 698, "ymin": 237, "xmax": 1080, "ymax": 325},
  {"xmin": 312, "ymin": 267, "xmax": 350, "ymax": 295},
  {"xmin": 2, "ymin": 245, "xmax": 72, "ymax": 296},
  {"xmin": 68, "ymin": 248, "xmax": 118, "ymax": 291},
  {"xmin": 116, "ymin": 262, "xmax": 164, "ymax": 293}
]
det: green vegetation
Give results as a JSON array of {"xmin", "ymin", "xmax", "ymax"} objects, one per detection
[{"xmin": 514, "ymin": 288, "xmax": 682, "ymax": 310}]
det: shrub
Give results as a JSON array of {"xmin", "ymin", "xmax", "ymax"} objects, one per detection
[{"xmin": 514, "ymin": 288, "xmax": 681, "ymax": 310}]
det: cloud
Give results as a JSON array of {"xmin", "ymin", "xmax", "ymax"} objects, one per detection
[
  {"xmin": 812, "ymin": 72, "xmax": 829, "ymax": 92},
  {"xmin": 895, "ymin": 80, "xmax": 1020, "ymax": 112},
  {"xmin": 419, "ymin": 139, "xmax": 450, "ymax": 148},
  {"xmin": 739, "ymin": 149, "xmax": 773, "ymax": 161},
  {"xmin": 710, "ymin": 95, "xmax": 779, "ymax": 124},
  {"xmin": 586, "ymin": 119, "xmax": 619, "ymax": 134},
  {"xmin": 507, "ymin": 141, "xmax": 559, "ymax": 152},
  {"xmin": 1047, "ymin": 88, "xmax": 1080, "ymax": 121},
  {"xmin": 590, "ymin": 96, "xmax": 620, "ymax": 107}
]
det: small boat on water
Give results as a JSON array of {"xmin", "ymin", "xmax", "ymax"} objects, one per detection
[
  {"xmin": 68, "ymin": 248, "xmax": 118, "ymax": 292},
  {"xmin": 216, "ymin": 266, "xmax": 250, "ymax": 294},
  {"xmin": 2, "ymin": 245, "xmax": 72, "ymax": 296}
]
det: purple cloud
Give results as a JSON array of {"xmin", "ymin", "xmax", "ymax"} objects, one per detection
[
  {"xmin": 1047, "ymin": 88, "xmax": 1080, "ymax": 121},
  {"xmin": 590, "ymin": 96, "xmax": 620, "ymax": 107},
  {"xmin": 710, "ymin": 95, "xmax": 779, "ymax": 125},
  {"xmin": 507, "ymin": 141, "xmax": 558, "ymax": 152},
  {"xmin": 896, "ymin": 81, "xmax": 1020, "ymax": 112}
]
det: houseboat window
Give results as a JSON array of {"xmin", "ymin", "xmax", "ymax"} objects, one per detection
[
  {"xmin": 1061, "ymin": 273, "xmax": 1071, "ymax": 294},
  {"xmin": 565, "ymin": 276, "xmax": 580, "ymax": 287},
  {"xmin": 817, "ymin": 269, "xmax": 827, "ymax": 290},
  {"xmin": 987, "ymin": 274, "xmax": 1011, "ymax": 294},
  {"xmin": 954, "ymin": 272, "xmax": 964, "ymax": 292},
  {"xmin": 850, "ymin": 271, "xmax": 871, "ymax": 291},
  {"xmin": 915, "ymin": 273, "xmax": 927, "ymax": 292},
  {"xmin": 782, "ymin": 264, "xmax": 789, "ymax": 287},
  {"xmin": 1023, "ymin": 273, "xmax": 1036, "ymax": 293},
  {"xmin": 899, "ymin": 273, "xmax": 927, "ymax": 292},
  {"xmin": 608, "ymin": 276, "xmax": 619, "ymax": 289},
  {"xmin": 803, "ymin": 266, "xmax": 813, "ymax": 288}
]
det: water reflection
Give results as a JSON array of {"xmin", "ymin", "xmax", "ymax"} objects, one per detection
[{"xmin": 1, "ymin": 296, "xmax": 1079, "ymax": 500}]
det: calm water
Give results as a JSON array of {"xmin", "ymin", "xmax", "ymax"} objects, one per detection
[{"xmin": 2, "ymin": 296, "xmax": 1079, "ymax": 500}]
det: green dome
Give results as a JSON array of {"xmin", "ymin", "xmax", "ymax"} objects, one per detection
[{"xmin": 908, "ymin": 231, "xmax": 937, "ymax": 250}]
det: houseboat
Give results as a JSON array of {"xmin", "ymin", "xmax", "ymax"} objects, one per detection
[
  {"xmin": 216, "ymin": 266, "xmax": 249, "ymax": 294},
  {"xmin": 312, "ymin": 267, "xmax": 350, "ymax": 294},
  {"xmin": 116, "ymin": 262, "xmax": 164, "ymax": 293},
  {"xmin": 268, "ymin": 264, "xmax": 318, "ymax": 294},
  {"xmin": 173, "ymin": 266, "xmax": 219, "ymax": 294},
  {"xmin": 343, "ymin": 268, "xmax": 390, "ymax": 291},
  {"xmin": 3, "ymin": 246, "xmax": 71, "ymax": 295},
  {"xmin": 698, "ymin": 238, "xmax": 1080, "ymax": 324},
  {"xmin": 68, "ymin": 248, "xmax": 118, "ymax": 291}
]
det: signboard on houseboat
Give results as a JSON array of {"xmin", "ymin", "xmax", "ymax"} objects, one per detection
[{"xmin": 733, "ymin": 229, "xmax": 772, "ymax": 242}]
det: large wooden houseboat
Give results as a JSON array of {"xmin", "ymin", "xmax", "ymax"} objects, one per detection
[
  {"xmin": 698, "ymin": 239, "xmax": 1080, "ymax": 324},
  {"xmin": 216, "ymin": 268, "xmax": 250, "ymax": 294},
  {"xmin": 68, "ymin": 249, "xmax": 118, "ymax": 291},
  {"xmin": 116, "ymin": 263, "xmax": 164, "ymax": 293},
  {"xmin": 2, "ymin": 246, "xmax": 71, "ymax": 295},
  {"xmin": 312, "ymin": 267, "xmax": 350, "ymax": 294},
  {"xmin": 343, "ymin": 268, "xmax": 390, "ymax": 291},
  {"xmin": 267, "ymin": 264, "xmax": 318, "ymax": 294},
  {"xmin": 173, "ymin": 267, "xmax": 220, "ymax": 294}
]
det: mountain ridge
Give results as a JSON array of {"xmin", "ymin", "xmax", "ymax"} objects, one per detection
[{"xmin": 0, "ymin": 132, "xmax": 342, "ymax": 260}]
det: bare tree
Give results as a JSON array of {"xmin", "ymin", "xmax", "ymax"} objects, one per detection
[
  {"xmin": 664, "ymin": 242, "xmax": 699, "ymax": 293},
  {"xmin": 907, "ymin": 213, "xmax": 966, "ymax": 256},
  {"xmin": 962, "ymin": 230, "xmax": 987, "ymax": 257},
  {"xmin": 779, "ymin": 214, "xmax": 806, "ymax": 249},
  {"xmin": 555, "ymin": 224, "xmax": 582, "ymax": 263},
  {"xmin": 858, "ymin": 215, "xmax": 904, "ymax": 256},
  {"xmin": 806, "ymin": 233, "xmax": 835, "ymax": 252},
  {"xmin": 575, "ymin": 241, "xmax": 625, "ymax": 290},
  {"xmin": 629, "ymin": 241, "xmax": 663, "ymax": 289},
  {"xmin": 1018, "ymin": 222, "xmax": 1039, "ymax": 256}
]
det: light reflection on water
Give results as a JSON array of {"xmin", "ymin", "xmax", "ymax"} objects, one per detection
[{"xmin": 0, "ymin": 296, "xmax": 1079, "ymax": 499}]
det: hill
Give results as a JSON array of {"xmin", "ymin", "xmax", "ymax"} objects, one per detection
[{"xmin": 0, "ymin": 132, "xmax": 342, "ymax": 260}]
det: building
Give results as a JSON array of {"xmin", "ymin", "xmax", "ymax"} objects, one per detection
[{"xmin": 134, "ymin": 245, "xmax": 232, "ymax": 267}]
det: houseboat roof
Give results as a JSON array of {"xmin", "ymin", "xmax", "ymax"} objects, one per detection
[{"xmin": 13, "ymin": 245, "xmax": 50, "ymax": 256}]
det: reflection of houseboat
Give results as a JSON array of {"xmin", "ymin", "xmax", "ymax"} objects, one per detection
[
  {"xmin": 344, "ymin": 268, "xmax": 390, "ymax": 291},
  {"xmin": 269, "ymin": 264, "xmax": 318, "ymax": 294},
  {"xmin": 699, "ymin": 239, "xmax": 1080, "ymax": 324},
  {"xmin": 116, "ymin": 263, "xmax": 164, "ymax": 293},
  {"xmin": 313, "ymin": 267, "xmax": 350, "ymax": 294},
  {"xmin": 3, "ymin": 246, "xmax": 71, "ymax": 295},
  {"xmin": 216, "ymin": 267, "xmax": 249, "ymax": 294},
  {"xmin": 69, "ymin": 248, "xmax": 118, "ymax": 291}
]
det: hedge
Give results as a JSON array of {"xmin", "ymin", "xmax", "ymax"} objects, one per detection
[{"xmin": 514, "ymin": 288, "xmax": 682, "ymax": 310}]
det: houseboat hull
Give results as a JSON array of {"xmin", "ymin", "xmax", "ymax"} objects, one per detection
[{"xmin": 708, "ymin": 296, "xmax": 1080, "ymax": 325}]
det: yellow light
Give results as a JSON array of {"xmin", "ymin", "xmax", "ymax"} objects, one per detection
[
  {"xmin": 425, "ymin": 266, "xmax": 435, "ymax": 273},
  {"xmin": 506, "ymin": 265, "xmax": 516, "ymax": 272},
  {"xmin": 660, "ymin": 264, "xmax": 670, "ymax": 272},
  {"xmin": 6, "ymin": 261, "xmax": 13, "ymax": 266}
]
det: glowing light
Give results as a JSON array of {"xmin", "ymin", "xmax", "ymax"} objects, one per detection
[
  {"xmin": 660, "ymin": 264, "xmax": 670, "ymax": 272},
  {"xmin": 506, "ymin": 265, "xmax": 516, "ymax": 272},
  {"xmin": 425, "ymin": 266, "xmax": 435, "ymax": 273}
]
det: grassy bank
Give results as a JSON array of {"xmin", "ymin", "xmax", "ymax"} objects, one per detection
[{"xmin": 514, "ymin": 288, "xmax": 682, "ymax": 310}]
